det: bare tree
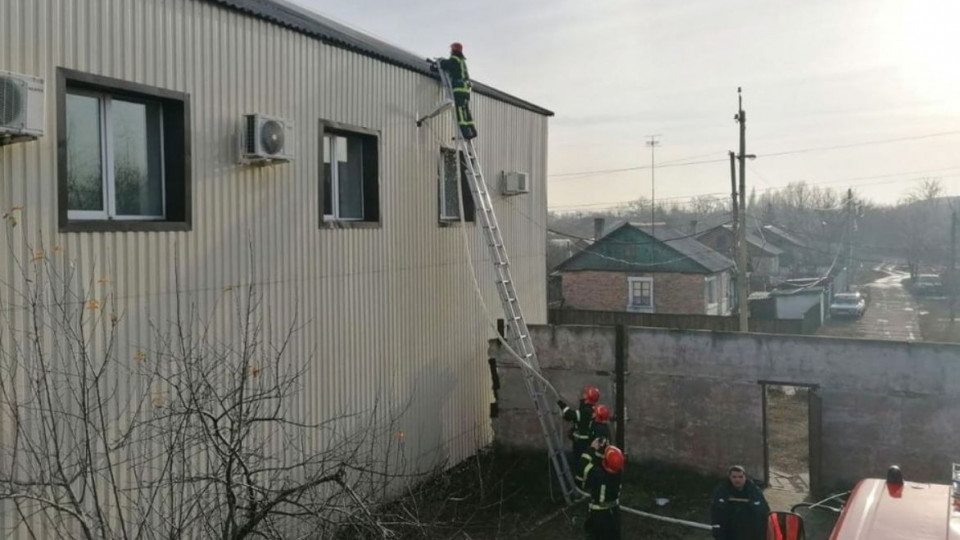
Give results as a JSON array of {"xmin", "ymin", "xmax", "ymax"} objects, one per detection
[
  {"xmin": 899, "ymin": 178, "xmax": 945, "ymax": 278},
  {"xmin": 0, "ymin": 236, "xmax": 430, "ymax": 539}
]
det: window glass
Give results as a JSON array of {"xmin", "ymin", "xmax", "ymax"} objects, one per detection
[
  {"xmin": 66, "ymin": 93, "xmax": 104, "ymax": 212},
  {"xmin": 322, "ymin": 135, "xmax": 332, "ymax": 216},
  {"xmin": 631, "ymin": 279, "xmax": 652, "ymax": 306},
  {"xmin": 112, "ymin": 99, "xmax": 164, "ymax": 217},
  {"xmin": 441, "ymin": 148, "xmax": 460, "ymax": 219},
  {"xmin": 337, "ymin": 136, "xmax": 364, "ymax": 219}
]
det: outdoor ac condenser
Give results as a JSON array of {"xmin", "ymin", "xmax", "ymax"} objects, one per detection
[
  {"xmin": 240, "ymin": 113, "xmax": 294, "ymax": 163},
  {"xmin": 501, "ymin": 171, "xmax": 530, "ymax": 196},
  {"xmin": 0, "ymin": 69, "xmax": 45, "ymax": 145}
]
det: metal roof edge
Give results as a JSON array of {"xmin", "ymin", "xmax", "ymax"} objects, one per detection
[{"xmin": 206, "ymin": 0, "xmax": 555, "ymax": 117}]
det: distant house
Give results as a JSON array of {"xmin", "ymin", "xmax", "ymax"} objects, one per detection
[
  {"xmin": 554, "ymin": 223, "xmax": 735, "ymax": 315},
  {"xmin": 762, "ymin": 225, "xmax": 809, "ymax": 270},
  {"xmin": 696, "ymin": 224, "xmax": 783, "ymax": 276}
]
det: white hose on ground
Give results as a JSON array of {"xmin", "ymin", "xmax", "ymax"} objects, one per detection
[{"xmin": 620, "ymin": 506, "xmax": 715, "ymax": 531}]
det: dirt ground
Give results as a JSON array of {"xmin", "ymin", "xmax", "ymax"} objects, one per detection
[
  {"xmin": 915, "ymin": 294, "xmax": 960, "ymax": 343},
  {"xmin": 374, "ymin": 447, "xmax": 720, "ymax": 539},
  {"xmin": 766, "ymin": 386, "xmax": 809, "ymax": 477},
  {"xmin": 371, "ymin": 443, "xmax": 841, "ymax": 539}
]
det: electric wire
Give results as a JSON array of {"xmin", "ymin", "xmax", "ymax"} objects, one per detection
[
  {"xmin": 548, "ymin": 128, "xmax": 960, "ymax": 180},
  {"xmin": 549, "ymin": 166, "xmax": 960, "ymax": 211}
]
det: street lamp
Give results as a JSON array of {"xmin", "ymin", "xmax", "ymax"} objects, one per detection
[{"xmin": 646, "ymin": 136, "xmax": 661, "ymax": 236}]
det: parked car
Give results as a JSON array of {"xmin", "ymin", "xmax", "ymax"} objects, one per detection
[
  {"xmin": 830, "ymin": 292, "xmax": 866, "ymax": 318},
  {"xmin": 913, "ymin": 274, "xmax": 943, "ymax": 296}
]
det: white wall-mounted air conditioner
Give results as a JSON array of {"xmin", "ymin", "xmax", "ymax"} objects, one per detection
[
  {"xmin": 500, "ymin": 171, "xmax": 530, "ymax": 196},
  {"xmin": 240, "ymin": 113, "xmax": 294, "ymax": 163},
  {"xmin": 0, "ymin": 69, "xmax": 45, "ymax": 145}
]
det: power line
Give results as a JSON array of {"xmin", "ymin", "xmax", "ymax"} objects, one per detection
[
  {"xmin": 547, "ymin": 129, "xmax": 960, "ymax": 181},
  {"xmin": 548, "ymin": 157, "xmax": 727, "ymax": 180},
  {"xmin": 548, "ymin": 166, "xmax": 960, "ymax": 211},
  {"xmin": 549, "ymin": 192, "xmax": 728, "ymax": 211},
  {"xmin": 758, "ymin": 129, "xmax": 960, "ymax": 158}
]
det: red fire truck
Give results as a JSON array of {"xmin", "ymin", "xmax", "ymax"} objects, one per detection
[{"xmin": 770, "ymin": 464, "xmax": 960, "ymax": 540}]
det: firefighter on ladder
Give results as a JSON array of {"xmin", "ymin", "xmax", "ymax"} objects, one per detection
[
  {"xmin": 582, "ymin": 443, "xmax": 625, "ymax": 540},
  {"xmin": 557, "ymin": 386, "xmax": 601, "ymax": 477},
  {"xmin": 437, "ymin": 42, "xmax": 477, "ymax": 140}
]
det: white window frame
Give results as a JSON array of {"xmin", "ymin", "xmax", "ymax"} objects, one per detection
[
  {"xmin": 66, "ymin": 90, "xmax": 166, "ymax": 221},
  {"xmin": 323, "ymin": 133, "xmax": 365, "ymax": 222},
  {"xmin": 705, "ymin": 275, "xmax": 719, "ymax": 314},
  {"xmin": 439, "ymin": 147, "xmax": 461, "ymax": 221},
  {"xmin": 627, "ymin": 276, "xmax": 654, "ymax": 313}
]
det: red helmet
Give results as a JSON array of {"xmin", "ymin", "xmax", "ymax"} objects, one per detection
[
  {"xmin": 450, "ymin": 42, "xmax": 464, "ymax": 54},
  {"xmin": 582, "ymin": 386, "xmax": 600, "ymax": 405},
  {"xmin": 593, "ymin": 404, "xmax": 611, "ymax": 423},
  {"xmin": 602, "ymin": 445, "xmax": 625, "ymax": 474}
]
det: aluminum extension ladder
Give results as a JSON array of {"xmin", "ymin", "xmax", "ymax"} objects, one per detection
[{"xmin": 421, "ymin": 65, "xmax": 579, "ymax": 503}]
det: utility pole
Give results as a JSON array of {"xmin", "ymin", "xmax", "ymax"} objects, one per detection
[
  {"xmin": 729, "ymin": 151, "xmax": 740, "ymax": 317},
  {"xmin": 845, "ymin": 188, "xmax": 854, "ymax": 292},
  {"xmin": 734, "ymin": 88, "xmax": 749, "ymax": 332},
  {"xmin": 729, "ymin": 151, "xmax": 739, "ymax": 222},
  {"xmin": 952, "ymin": 209, "xmax": 957, "ymax": 322},
  {"xmin": 646, "ymin": 135, "xmax": 661, "ymax": 237}
]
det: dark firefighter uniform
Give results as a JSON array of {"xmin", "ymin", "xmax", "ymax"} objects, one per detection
[
  {"xmin": 710, "ymin": 477, "xmax": 770, "ymax": 540},
  {"xmin": 439, "ymin": 52, "xmax": 477, "ymax": 140},
  {"xmin": 577, "ymin": 415, "xmax": 612, "ymax": 486},
  {"xmin": 582, "ymin": 449, "xmax": 623, "ymax": 540},
  {"xmin": 558, "ymin": 399, "xmax": 595, "ymax": 474}
]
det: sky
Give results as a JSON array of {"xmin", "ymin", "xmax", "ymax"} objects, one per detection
[{"xmin": 292, "ymin": 0, "xmax": 960, "ymax": 211}]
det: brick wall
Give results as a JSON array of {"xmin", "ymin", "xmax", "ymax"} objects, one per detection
[
  {"xmin": 560, "ymin": 271, "xmax": 709, "ymax": 314},
  {"xmin": 657, "ymin": 273, "xmax": 708, "ymax": 314}
]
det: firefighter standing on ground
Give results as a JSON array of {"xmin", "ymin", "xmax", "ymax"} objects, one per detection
[
  {"xmin": 710, "ymin": 465, "xmax": 770, "ymax": 540},
  {"xmin": 557, "ymin": 386, "xmax": 601, "ymax": 474},
  {"xmin": 438, "ymin": 42, "xmax": 477, "ymax": 140},
  {"xmin": 582, "ymin": 443, "xmax": 625, "ymax": 540},
  {"xmin": 578, "ymin": 403, "xmax": 613, "ymax": 486}
]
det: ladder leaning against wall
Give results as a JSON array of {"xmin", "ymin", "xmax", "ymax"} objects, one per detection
[{"xmin": 418, "ymin": 64, "xmax": 579, "ymax": 503}]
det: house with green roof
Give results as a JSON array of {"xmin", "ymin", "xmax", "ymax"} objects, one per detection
[{"xmin": 554, "ymin": 222, "xmax": 736, "ymax": 315}]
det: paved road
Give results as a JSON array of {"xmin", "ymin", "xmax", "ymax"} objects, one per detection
[{"xmin": 818, "ymin": 265, "xmax": 920, "ymax": 341}]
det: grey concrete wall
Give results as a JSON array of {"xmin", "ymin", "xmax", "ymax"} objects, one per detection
[
  {"xmin": 491, "ymin": 325, "xmax": 960, "ymax": 488},
  {"xmin": 492, "ymin": 325, "xmax": 619, "ymax": 449}
]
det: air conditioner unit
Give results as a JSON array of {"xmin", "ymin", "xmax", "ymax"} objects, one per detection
[
  {"xmin": 240, "ymin": 113, "xmax": 293, "ymax": 163},
  {"xmin": 500, "ymin": 171, "xmax": 530, "ymax": 196},
  {"xmin": 0, "ymin": 70, "xmax": 45, "ymax": 145}
]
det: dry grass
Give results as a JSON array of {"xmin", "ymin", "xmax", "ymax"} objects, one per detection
[
  {"xmin": 915, "ymin": 295, "xmax": 960, "ymax": 343},
  {"xmin": 376, "ymin": 446, "xmax": 721, "ymax": 539},
  {"xmin": 767, "ymin": 387, "xmax": 809, "ymax": 476}
]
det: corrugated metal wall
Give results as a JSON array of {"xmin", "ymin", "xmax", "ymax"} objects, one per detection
[{"xmin": 0, "ymin": 0, "xmax": 548, "ymax": 534}]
